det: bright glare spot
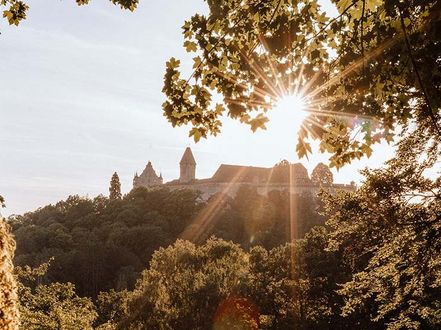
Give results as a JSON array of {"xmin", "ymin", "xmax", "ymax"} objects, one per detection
[{"xmin": 267, "ymin": 94, "xmax": 308, "ymax": 138}]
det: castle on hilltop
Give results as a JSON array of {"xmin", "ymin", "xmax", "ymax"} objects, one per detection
[{"xmin": 133, "ymin": 147, "xmax": 355, "ymax": 199}]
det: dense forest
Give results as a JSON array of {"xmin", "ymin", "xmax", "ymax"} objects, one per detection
[{"xmin": 10, "ymin": 185, "xmax": 323, "ymax": 298}]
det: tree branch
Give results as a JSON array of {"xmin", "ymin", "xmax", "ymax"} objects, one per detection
[
  {"xmin": 304, "ymin": 0, "xmax": 358, "ymax": 44},
  {"xmin": 185, "ymin": 12, "xmax": 246, "ymax": 85},
  {"xmin": 399, "ymin": 8, "xmax": 441, "ymax": 137},
  {"xmin": 361, "ymin": 0, "xmax": 365, "ymax": 71},
  {"xmin": 247, "ymin": 0, "xmax": 284, "ymax": 56}
]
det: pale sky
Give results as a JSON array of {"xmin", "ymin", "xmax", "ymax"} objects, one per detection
[{"xmin": 0, "ymin": 0, "xmax": 394, "ymax": 216}]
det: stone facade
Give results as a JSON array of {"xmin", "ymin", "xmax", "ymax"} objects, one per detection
[{"xmin": 133, "ymin": 148, "xmax": 356, "ymax": 198}]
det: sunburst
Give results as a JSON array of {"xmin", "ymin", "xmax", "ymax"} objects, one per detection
[{"xmin": 266, "ymin": 93, "xmax": 309, "ymax": 139}]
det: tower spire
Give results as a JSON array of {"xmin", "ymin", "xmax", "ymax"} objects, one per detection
[{"xmin": 180, "ymin": 147, "xmax": 196, "ymax": 165}]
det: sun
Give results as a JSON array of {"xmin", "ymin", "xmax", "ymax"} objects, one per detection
[{"xmin": 266, "ymin": 94, "xmax": 309, "ymax": 137}]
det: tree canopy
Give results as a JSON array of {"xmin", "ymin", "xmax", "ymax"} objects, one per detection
[
  {"xmin": 118, "ymin": 237, "xmax": 341, "ymax": 329},
  {"xmin": 16, "ymin": 262, "xmax": 97, "ymax": 330},
  {"xmin": 162, "ymin": 0, "xmax": 441, "ymax": 168},
  {"xmin": 10, "ymin": 188, "xmax": 204, "ymax": 298},
  {"xmin": 10, "ymin": 186, "xmax": 323, "ymax": 298}
]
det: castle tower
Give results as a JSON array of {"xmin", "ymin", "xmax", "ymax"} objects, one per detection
[
  {"xmin": 133, "ymin": 161, "xmax": 163, "ymax": 189},
  {"xmin": 179, "ymin": 147, "xmax": 196, "ymax": 183},
  {"xmin": 133, "ymin": 172, "xmax": 139, "ymax": 188}
]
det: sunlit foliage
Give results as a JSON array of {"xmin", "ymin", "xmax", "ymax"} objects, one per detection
[
  {"xmin": 120, "ymin": 238, "xmax": 253, "ymax": 329},
  {"xmin": 95, "ymin": 289, "xmax": 128, "ymax": 329},
  {"xmin": 163, "ymin": 0, "xmax": 441, "ymax": 168},
  {"xmin": 323, "ymin": 131, "xmax": 441, "ymax": 329},
  {"xmin": 0, "ymin": 216, "xmax": 19, "ymax": 329},
  {"xmin": 119, "ymin": 234, "xmax": 363, "ymax": 329},
  {"xmin": 16, "ymin": 261, "xmax": 97, "ymax": 329}
]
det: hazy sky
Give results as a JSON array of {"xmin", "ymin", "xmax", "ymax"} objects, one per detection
[{"xmin": 0, "ymin": 0, "xmax": 394, "ymax": 216}]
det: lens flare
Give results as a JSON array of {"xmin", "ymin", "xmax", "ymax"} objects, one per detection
[{"xmin": 213, "ymin": 296, "xmax": 260, "ymax": 330}]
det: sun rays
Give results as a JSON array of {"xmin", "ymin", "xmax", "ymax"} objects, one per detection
[
  {"xmin": 178, "ymin": 3, "xmax": 407, "ymax": 265},
  {"xmin": 206, "ymin": 14, "xmax": 406, "ymax": 145},
  {"xmin": 180, "ymin": 167, "xmax": 247, "ymax": 243}
]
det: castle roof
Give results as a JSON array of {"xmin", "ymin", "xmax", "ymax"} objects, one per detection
[
  {"xmin": 211, "ymin": 165, "xmax": 270, "ymax": 183},
  {"xmin": 211, "ymin": 163, "xmax": 310, "ymax": 184},
  {"xmin": 270, "ymin": 163, "xmax": 310, "ymax": 183},
  {"xmin": 180, "ymin": 147, "xmax": 196, "ymax": 165},
  {"xmin": 139, "ymin": 161, "xmax": 159, "ymax": 178}
]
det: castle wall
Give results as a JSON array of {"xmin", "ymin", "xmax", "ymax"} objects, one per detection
[{"xmin": 165, "ymin": 181, "xmax": 356, "ymax": 200}]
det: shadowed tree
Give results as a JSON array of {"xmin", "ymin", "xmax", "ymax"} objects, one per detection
[
  {"xmin": 109, "ymin": 172, "xmax": 122, "ymax": 200},
  {"xmin": 10, "ymin": 188, "xmax": 203, "ymax": 298}
]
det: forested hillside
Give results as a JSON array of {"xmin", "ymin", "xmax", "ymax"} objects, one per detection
[
  {"xmin": 10, "ymin": 187, "xmax": 323, "ymax": 298},
  {"xmin": 9, "ymin": 144, "xmax": 439, "ymax": 329}
]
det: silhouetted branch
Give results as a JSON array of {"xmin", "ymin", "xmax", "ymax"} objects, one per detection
[{"xmin": 399, "ymin": 8, "xmax": 441, "ymax": 137}]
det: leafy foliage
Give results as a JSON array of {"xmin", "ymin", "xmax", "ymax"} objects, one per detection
[
  {"xmin": 10, "ymin": 186, "xmax": 323, "ymax": 299},
  {"xmin": 95, "ymin": 289, "xmax": 128, "ymax": 329},
  {"xmin": 120, "ymin": 238, "xmax": 253, "ymax": 329},
  {"xmin": 16, "ymin": 261, "xmax": 97, "ymax": 329},
  {"xmin": 119, "ymin": 235, "xmax": 356, "ymax": 329},
  {"xmin": 323, "ymin": 131, "xmax": 441, "ymax": 329},
  {"xmin": 10, "ymin": 188, "xmax": 204, "ymax": 298},
  {"xmin": 163, "ymin": 0, "xmax": 441, "ymax": 168},
  {"xmin": 1, "ymin": 0, "xmax": 28, "ymax": 26}
]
